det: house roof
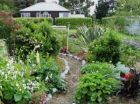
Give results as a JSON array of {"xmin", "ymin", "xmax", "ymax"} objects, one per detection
[{"xmin": 20, "ymin": 2, "xmax": 69, "ymax": 12}]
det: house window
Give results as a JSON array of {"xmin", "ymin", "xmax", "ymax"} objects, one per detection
[
  {"xmin": 59, "ymin": 12, "xmax": 69, "ymax": 18},
  {"xmin": 21, "ymin": 13, "xmax": 30, "ymax": 17},
  {"xmin": 42, "ymin": 12, "xmax": 51, "ymax": 17},
  {"xmin": 36, "ymin": 12, "xmax": 42, "ymax": 17},
  {"xmin": 36, "ymin": 12, "xmax": 51, "ymax": 17}
]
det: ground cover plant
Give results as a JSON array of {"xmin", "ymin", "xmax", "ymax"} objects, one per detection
[{"xmin": 75, "ymin": 62, "xmax": 120, "ymax": 104}]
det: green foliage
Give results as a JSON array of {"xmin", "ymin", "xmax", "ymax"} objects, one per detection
[
  {"xmin": 88, "ymin": 30, "xmax": 122, "ymax": 64},
  {"xmin": 55, "ymin": 18, "xmax": 92, "ymax": 29},
  {"xmin": 77, "ymin": 25, "xmax": 104, "ymax": 46},
  {"xmin": 116, "ymin": 0, "xmax": 140, "ymax": 16},
  {"xmin": 0, "ymin": 21, "xmax": 12, "ymax": 39},
  {"xmin": 59, "ymin": 0, "xmax": 94, "ymax": 16},
  {"xmin": 81, "ymin": 62, "xmax": 117, "ymax": 77},
  {"xmin": 36, "ymin": 58, "xmax": 67, "ymax": 93},
  {"xmin": 14, "ymin": 18, "xmax": 53, "ymax": 25},
  {"xmin": 95, "ymin": 0, "xmax": 109, "ymax": 20},
  {"xmin": 0, "ymin": 0, "xmax": 14, "ymax": 11},
  {"xmin": 102, "ymin": 16, "xmax": 128, "ymax": 33},
  {"xmin": 75, "ymin": 73, "xmax": 120, "ymax": 104},
  {"xmin": 120, "ymin": 44, "xmax": 140, "ymax": 66},
  {"xmin": 15, "ymin": 19, "xmax": 60, "ymax": 61},
  {"xmin": 0, "ymin": 58, "xmax": 46, "ymax": 104}
]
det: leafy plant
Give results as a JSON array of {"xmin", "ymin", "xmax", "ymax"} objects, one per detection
[
  {"xmin": 55, "ymin": 18, "xmax": 92, "ymax": 29},
  {"xmin": 81, "ymin": 62, "xmax": 117, "ymax": 78},
  {"xmin": 15, "ymin": 20, "xmax": 60, "ymax": 61},
  {"xmin": 75, "ymin": 73, "xmax": 120, "ymax": 104},
  {"xmin": 0, "ymin": 58, "xmax": 46, "ymax": 104},
  {"xmin": 88, "ymin": 30, "xmax": 122, "ymax": 64},
  {"xmin": 120, "ymin": 44, "xmax": 140, "ymax": 66},
  {"xmin": 35, "ymin": 58, "xmax": 67, "ymax": 93},
  {"xmin": 77, "ymin": 25, "xmax": 104, "ymax": 46}
]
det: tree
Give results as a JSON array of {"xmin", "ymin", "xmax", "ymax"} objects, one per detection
[
  {"xmin": 0, "ymin": 0, "xmax": 15, "ymax": 11},
  {"xmin": 116, "ymin": 0, "xmax": 140, "ymax": 16},
  {"xmin": 59, "ymin": 0, "xmax": 94, "ymax": 16},
  {"xmin": 95, "ymin": 0, "xmax": 109, "ymax": 20}
]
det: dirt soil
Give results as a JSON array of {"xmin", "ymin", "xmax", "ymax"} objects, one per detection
[{"xmin": 48, "ymin": 55, "xmax": 81, "ymax": 104}]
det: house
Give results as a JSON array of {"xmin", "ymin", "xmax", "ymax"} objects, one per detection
[{"xmin": 20, "ymin": 2, "xmax": 70, "ymax": 18}]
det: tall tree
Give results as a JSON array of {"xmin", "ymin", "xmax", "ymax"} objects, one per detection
[
  {"xmin": 95, "ymin": 0, "xmax": 109, "ymax": 20},
  {"xmin": 59, "ymin": 0, "xmax": 94, "ymax": 16}
]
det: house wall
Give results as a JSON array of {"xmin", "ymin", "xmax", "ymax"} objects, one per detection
[
  {"xmin": 21, "ymin": 11, "xmax": 70, "ymax": 18},
  {"xmin": 59, "ymin": 12, "xmax": 70, "ymax": 18}
]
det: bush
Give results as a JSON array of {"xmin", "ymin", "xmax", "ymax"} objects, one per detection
[
  {"xmin": 75, "ymin": 73, "xmax": 120, "ymax": 104},
  {"xmin": 55, "ymin": 18, "xmax": 92, "ymax": 29},
  {"xmin": 0, "ymin": 21, "xmax": 11, "ymax": 39},
  {"xmin": 15, "ymin": 20, "xmax": 60, "ymax": 61},
  {"xmin": 81, "ymin": 62, "xmax": 117, "ymax": 78},
  {"xmin": 35, "ymin": 58, "xmax": 67, "ymax": 93},
  {"xmin": 120, "ymin": 44, "xmax": 140, "ymax": 66},
  {"xmin": 14, "ymin": 18, "xmax": 53, "ymax": 24},
  {"xmin": 88, "ymin": 30, "xmax": 122, "ymax": 64}
]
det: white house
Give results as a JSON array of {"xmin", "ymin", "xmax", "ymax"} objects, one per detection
[{"xmin": 20, "ymin": 1, "xmax": 70, "ymax": 18}]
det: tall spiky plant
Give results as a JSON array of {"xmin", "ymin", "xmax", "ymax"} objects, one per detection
[{"xmin": 77, "ymin": 25, "xmax": 104, "ymax": 46}]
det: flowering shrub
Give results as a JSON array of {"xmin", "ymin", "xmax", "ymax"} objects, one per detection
[
  {"xmin": 0, "ymin": 58, "xmax": 46, "ymax": 104},
  {"xmin": 35, "ymin": 58, "xmax": 67, "ymax": 93}
]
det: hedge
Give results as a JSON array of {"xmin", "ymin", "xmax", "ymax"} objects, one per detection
[
  {"xmin": 55, "ymin": 18, "xmax": 92, "ymax": 29},
  {"xmin": 14, "ymin": 17, "xmax": 53, "ymax": 24},
  {"xmin": 101, "ymin": 16, "xmax": 128, "ymax": 32}
]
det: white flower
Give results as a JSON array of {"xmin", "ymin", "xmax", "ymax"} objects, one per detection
[
  {"xmin": 0, "ymin": 86, "xmax": 2, "ymax": 89},
  {"xmin": 1, "ymin": 72, "xmax": 4, "ymax": 76},
  {"xmin": 45, "ymin": 76, "xmax": 49, "ymax": 81},
  {"xmin": 5, "ymin": 74, "xmax": 7, "ymax": 80},
  {"xmin": 52, "ymin": 88, "xmax": 58, "ymax": 93},
  {"xmin": 36, "ymin": 77, "xmax": 41, "ymax": 80},
  {"xmin": 50, "ymin": 74, "xmax": 52, "ymax": 78}
]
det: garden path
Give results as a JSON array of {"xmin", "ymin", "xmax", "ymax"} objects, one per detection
[{"xmin": 48, "ymin": 54, "xmax": 81, "ymax": 104}]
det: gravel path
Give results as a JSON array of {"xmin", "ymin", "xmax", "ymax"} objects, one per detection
[{"xmin": 48, "ymin": 55, "xmax": 81, "ymax": 104}]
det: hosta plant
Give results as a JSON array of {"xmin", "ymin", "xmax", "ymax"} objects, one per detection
[
  {"xmin": 81, "ymin": 62, "xmax": 118, "ymax": 78},
  {"xmin": 75, "ymin": 73, "xmax": 120, "ymax": 104}
]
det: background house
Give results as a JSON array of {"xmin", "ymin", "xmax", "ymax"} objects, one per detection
[{"xmin": 20, "ymin": 2, "xmax": 70, "ymax": 18}]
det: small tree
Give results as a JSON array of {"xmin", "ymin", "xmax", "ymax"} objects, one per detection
[{"xmin": 95, "ymin": 0, "xmax": 109, "ymax": 20}]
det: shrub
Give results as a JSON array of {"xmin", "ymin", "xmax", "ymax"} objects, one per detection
[
  {"xmin": 55, "ymin": 18, "xmax": 92, "ymax": 29},
  {"xmin": 15, "ymin": 20, "xmax": 60, "ymax": 61},
  {"xmin": 0, "ymin": 21, "xmax": 11, "ymax": 39},
  {"xmin": 120, "ymin": 44, "xmax": 140, "ymax": 66},
  {"xmin": 14, "ymin": 18, "xmax": 53, "ymax": 25},
  {"xmin": 88, "ymin": 30, "xmax": 122, "ymax": 64},
  {"xmin": 35, "ymin": 58, "xmax": 67, "ymax": 93},
  {"xmin": 81, "ymin": 62, "xmax": 117, "ymax": 78},
  {"xmin": 75, "ymin": 73, "xmax": 120, "ymax": 104}
]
